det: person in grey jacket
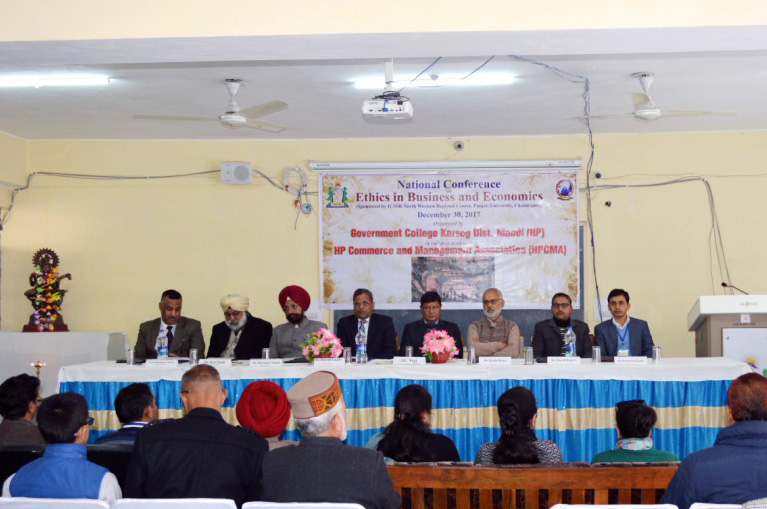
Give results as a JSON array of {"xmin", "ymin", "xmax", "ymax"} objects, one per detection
[{"xmin": 260, "ymin": 371, "xmax": 400, "ymax": 509}]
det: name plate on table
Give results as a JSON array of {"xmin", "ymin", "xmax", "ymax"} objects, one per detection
[
  {"xmin": 393, "ymin": 356, "xmax": 426, "ymax": 365},
  {"xmin": 548, "ymin": 356, "xmax": 580, "ymax": 365},
  {"xmin": 313, "ymin": 357, "xmax": 345, "ymax": 367},
  {"xmin": 145, "ymin": 359, "xmax": 178, "ymax": 367},
  {"xmin": 479, "ymin": 357, "xmax": 512, "ymax": 366},
  {"xmin": 614, "ymin": 356, "xmax": 649, "ymax": 365},
  {"xmin": 250, "ymin": 359, "xmax": 284, "ymax": 367},
  {"xmin": 200, "ymin": 358, "xmax": 232, "ymax": 367}
]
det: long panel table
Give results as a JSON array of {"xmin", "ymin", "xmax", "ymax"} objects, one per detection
[{"xmin": 58, "ymin": 357, "xmax": 750, "ymax": 462}]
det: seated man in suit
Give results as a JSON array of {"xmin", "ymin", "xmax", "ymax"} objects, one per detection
[
  {"xmin": 2, "ymin": 392, "xmax": 121, "ymax": 503},
  {"xmin": 398, "ymin": 291, "xmax": 463, "ymax": 359},
  {"xmin": 336, "ymin": 288, "xmax": 396, "ymax": 360},
  {"xmin": 95, "ymin": 383, "xmax": 157, "ymax": 445},
  {"xmin": 466, "ymin": 288, "xmax": 523, "ymax": 357},
  {"xmin": 208, "ymin": 293, "xmax": 273, "ymax": 359},
  {"xmin": 260, "ymin": 371, "xmax": 400, "ymax": 509},
  {"xmin": 532, "ymin": 292, "xmax": 591, "ymax": 358},
  {"xmin": 125, "ymin": 365, "xmax": 267, "ymax": 507},
  {"xmin": 134, "ymin": 289, "xmax": 205, "ymax": 360},
  {"xmin": 594, "ymin": 288, "xmax": 654, "ymax": 357}
]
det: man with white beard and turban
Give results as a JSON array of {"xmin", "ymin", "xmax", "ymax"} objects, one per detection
[
  {"xmin": 207, "ymin": 294, "xmax": 273, "ymax": 359},
  {"xmin": 466, "ymin": 288, "xmax": 523, "ymax": 358}
]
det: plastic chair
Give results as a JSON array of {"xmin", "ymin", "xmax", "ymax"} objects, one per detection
[
  {"xmin": 690, "ymin": 504, "xmax": 742, "ymax": 509},
  {"xmin": 243, "ymin": 503, "xmax": 365, "ymax": 509},
  {"xmin": 0, "ymin": 498, "xmax": 109, "ymax": 508},
  {"xmin": 551, "ymin": 505, "xmax": 678, "ymax": 509},
  {"xmin": 112, "ymin": 499, "xmax": 237, "ymax": 509}
]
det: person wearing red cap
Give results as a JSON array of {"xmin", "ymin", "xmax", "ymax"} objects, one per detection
[
  {"xmin": 236, "ymin": 381, "xmax": 296, "ymax": 450},
  {"xmin": 268, "ymin": 285, "xmax": 327, "ymax": 359}
]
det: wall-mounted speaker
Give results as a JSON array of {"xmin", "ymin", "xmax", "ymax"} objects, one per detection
[{"xmin": 220, "ymin": 162, "xmax": 253, "ymax": 185}]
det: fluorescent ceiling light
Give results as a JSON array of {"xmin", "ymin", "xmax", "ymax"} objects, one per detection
[
  {"xmin": 0, "ymin": 75, "xmax": 110, "ymax": 88},
  {"xmin": 354, "ymin": 73, "xmax": 515, "ymax": 90}
]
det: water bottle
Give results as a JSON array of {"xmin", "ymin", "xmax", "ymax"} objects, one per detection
[
  {"xmin": 157, "ymin": 329, "xmax": 169, "ymax": 359},
  {"xmin": 356, "ymin": 337, "xmax": 368, "ymax": 364},
  {"xmin": 563, "ymin": 326, "xmax": 576, "ymax": 357}
]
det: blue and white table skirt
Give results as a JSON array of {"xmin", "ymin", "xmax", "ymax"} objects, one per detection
[{"xmin": 59, "ymin": 357, "xmax": 750, "ymax": 462}]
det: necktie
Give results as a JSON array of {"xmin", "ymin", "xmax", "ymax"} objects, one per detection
[
  {"xmin": 167, "ymin": 325, "xmax": 174, "ymax": 350},
  {"xmin": 357, "ymin": 319, "xmax": 367, "ymax": 343}
]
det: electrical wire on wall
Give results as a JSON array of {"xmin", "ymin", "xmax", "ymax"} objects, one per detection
[
  {"xmin": 508, "ymin": 55, "xmax": 600, "ymax": 317},
  {"xmin": 590, "ymin": 176, "xmax": 732, "ymax": 295},
  {"xmin": 0, "ymin": 166, "xmax": 318, "ymax": 228}
]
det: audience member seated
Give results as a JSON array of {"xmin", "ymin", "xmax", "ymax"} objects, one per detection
[
  {"xmin": 661, "ymin": 373, "xmax": 767, "ymax": 509},
  {"xmin": 466, "ymin": 288, "xmax": 523, "ymax": 358},
  {"xmin": 0, "ymin": 374, "xmax": 45, "ymax": 447},
  {"xmin": 236, "ymin": 380, "xmax": 296, "ymax": 450},
  {"xmin": 1, "ymin": 392, "xmax": 121, "ymax": 503},
  {"xmin": 260, "ymin": 371, "xmax": 401, "ymax": 509},
  {"xmin": 594, "ymin": 288, "xmax": 655, "ymax": 357},
  {"xmin": 532, "ymin": 292, "xmax": 591, "ymax": 358},
  {"xmin": 269, "ymin": 285, "xmax": 328, "ymax": 358},
  {"xmin": 591, "ymin": 399, "xmax": 678, "ymax": 463},
  {"xmin": 475, "ymin": 386, "xmax": 562, "ymax": 464},
  {"xmin": 372, "ymin": 384, "xmax": 460, "ymax": 462},
  {"xmin": 208, "ymin": 293, "xmax": 273, "ymax": 359},
  {"xmin": 336, "ymin": 288, "xmax": 397, "ymax": 360},
  {"xmin": 398, "ymin": 291, "xmax": 464, "ymax": 359},
  {"xmin": 134, "ymin": 289, "xmax": 205, "ymax": 360},
  {"xmin": 94, "ymin": 383, "xmax": 158, "ymax": 446},
  {"xmin": 125, "ymin": 365, "xmax": 267, "ymax": 506}
]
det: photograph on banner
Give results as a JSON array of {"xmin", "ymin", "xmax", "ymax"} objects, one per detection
[{"xmin": 321, "ymin": 170, "xmax": 579, "ymax": 309}]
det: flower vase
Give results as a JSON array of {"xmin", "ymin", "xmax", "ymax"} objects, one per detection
[{"xmin": 431, "ymin": 351, "xmax": 450, "ymax": 364}]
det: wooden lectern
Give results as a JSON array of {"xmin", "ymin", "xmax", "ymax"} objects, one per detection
[{"xmin": 688, "ymin": 295, "xmax": 767, "ymax": 357}]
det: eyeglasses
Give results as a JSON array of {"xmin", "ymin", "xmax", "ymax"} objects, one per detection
[
  {"xmin": 552, "ymin": 303, "xmax": 571, "ymax": 309},
  {"xmin": 85, "ymin": 416, "xmax": 94, "ymax": 426},
  {"xmin": 615, "ymin": 399, "xmax": 645, "ymax": 413},
  {"xmin": 482, "ymin": 299, "xmax": 502, "ymax": 306}
]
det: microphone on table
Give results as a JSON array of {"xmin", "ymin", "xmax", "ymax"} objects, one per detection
[{"xmin": 721, "ymin": 282, "xmax": 750, "ymax": 295}]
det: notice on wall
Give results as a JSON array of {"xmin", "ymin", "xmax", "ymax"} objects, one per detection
[{"xmin": 319, "ymin": 169, "xmax": 579, "ymax": 310}]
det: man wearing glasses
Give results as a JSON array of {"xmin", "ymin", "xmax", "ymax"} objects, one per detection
[
  {"xmin": 207, "ymin": 293, "xmax": 273, "ymax": 359},
  {"xmin": 2, "ymin": 392, "xmax": 121, "ymax": 503},
  {"xmin": 398, "ymin": 291, "xmax": 464, "ymax": 358},
  {"xmin": 532, "ymin": 293, "xmax": 592, "ymax": 359},
  {"xmin": 466, "ymin": 288, "xmax": 523, "ymax": 357},
  {"xmin": 336, "ymin": 288, "xmax": 397, "ymax": 360}
]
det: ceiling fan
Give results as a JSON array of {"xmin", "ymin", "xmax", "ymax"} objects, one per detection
[
  {"xmin": 582, "ymin": 72, "xmax": 736, "ymax": 122},
  {"xmin": 134, "ymin": 78, "xmax": 288, "ymax": 132}
]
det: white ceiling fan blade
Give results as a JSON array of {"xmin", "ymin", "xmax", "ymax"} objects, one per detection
[
  {"xmin": 659, "ymin": 109, "xmax": 737, "ymax": 117},
  {"xmin": 244, "ymin": 120, "xmax": 287, "ymax": 133},
  {"xmin": 574, "ymin": 113, "xmax": 635, "ymax": 121},
  {"xmin": 240, "ymin": 100, "xmax": 289, "ymax": 119},
  {"xmin": 134, "ymin": 114, "xmax": 218, "ymax": 121},
  {"xmin": 631, "ymin": 92, "xmax": 655, "ymax": 111}
]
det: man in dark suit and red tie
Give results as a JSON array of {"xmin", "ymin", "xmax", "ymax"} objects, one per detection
[{"xmin": 336, "ymin": 288, "xmax": 397, "ymax": 360}]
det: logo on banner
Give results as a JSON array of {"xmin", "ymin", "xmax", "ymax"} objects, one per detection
[
  {"xmin": 555, "ymin": 179, "xmax": 574, "ymax": 200},
  {"xmin": 326, "ymin": 181, "xmax": 349, "ymax": 208}
]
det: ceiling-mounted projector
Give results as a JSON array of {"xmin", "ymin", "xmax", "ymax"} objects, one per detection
[{"xmin": 362, "ymin": 97, "xmax": 413, "ymax": 120}]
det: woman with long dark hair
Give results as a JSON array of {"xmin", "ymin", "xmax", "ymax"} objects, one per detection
[
  {"xmin": 474, "ymin": 386, "xmax": 562, "ymax": 464},
  {"xmin": 376, "ymin": 384, "xmax": 460, "ymax": 462}
]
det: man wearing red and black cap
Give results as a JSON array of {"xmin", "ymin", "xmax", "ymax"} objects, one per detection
[
  {"xmin": 260, "ymin": 371, "xmax": 400, "ymax": 509},
  {"xmin": 268, "ymin": 285, "xmax": 328, "ymax": 359}
]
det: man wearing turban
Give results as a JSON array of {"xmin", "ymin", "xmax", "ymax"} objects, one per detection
[
  {"xmin": 236, "ymin": 381, "xmax": 296, "ymax": 450},
  {"xmin": 207, "ymin": 294, "xmax": 273, "ymax": 359},
  {"xmin": 268, "ymin": 285, "xmax": 327, "ymax": 359}
]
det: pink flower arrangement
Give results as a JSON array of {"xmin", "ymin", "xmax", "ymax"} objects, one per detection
[
  {"xmin": 300, "ymin": 328, "xmax": 343, "ymax": 362},
  {"xmin": 420, "ymin": 329, "xmax": 458, "ymax": 361}
]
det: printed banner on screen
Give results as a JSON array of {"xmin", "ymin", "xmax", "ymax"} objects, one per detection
[{"xmin": 320, "ymin": 169, "xmax": 579, "ymax": 309}]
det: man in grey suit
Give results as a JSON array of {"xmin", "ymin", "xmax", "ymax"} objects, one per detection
[
  {"xmin": 134, "ymin": 289, "xmax": 205, "ymax": 360},
  {"xmin": 260, "ymin": 371, "xmax": 400, "ymax": 509},
  {"xmin": 594, "ymin": 288, "xmax": 655, "ymax": 357}
]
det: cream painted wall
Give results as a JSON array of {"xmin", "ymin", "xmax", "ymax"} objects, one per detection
[
  {"xmin": 1, "ymin": 1, "xmax": 766, "ymax": 41},
  {"xmin": 0, "ymin": 132, "xmax": 27, "ymax": 208},
  {"xmin": 1, "ymin": 132, "xmax": 765, "ymax": 357}
]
